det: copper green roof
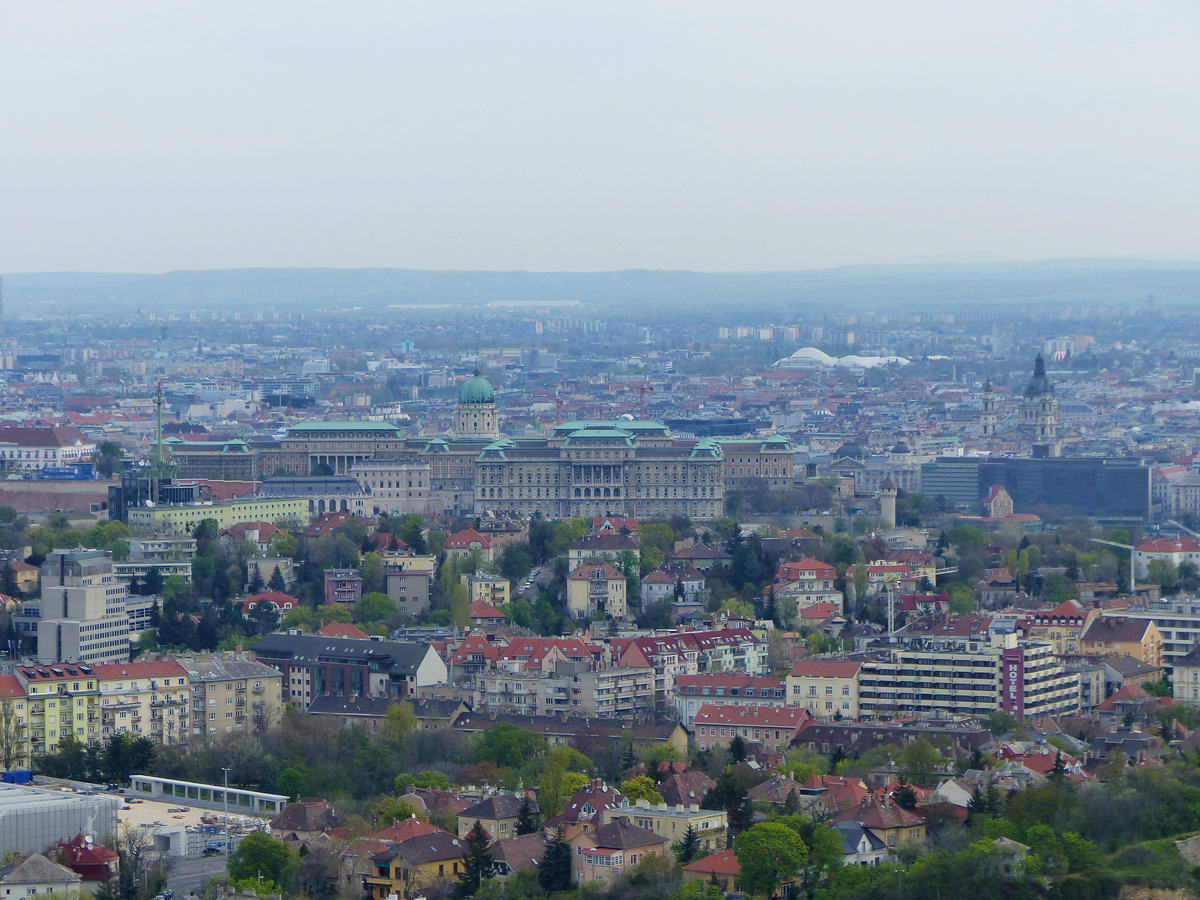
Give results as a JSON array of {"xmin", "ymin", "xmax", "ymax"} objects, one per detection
[
  {"xmin": 553, "ymin": 419, "xmax": 669, "ymax": 433},
  {"xmin": 458, "ymin": 373, "xmax": 495, "ymax": 404}
]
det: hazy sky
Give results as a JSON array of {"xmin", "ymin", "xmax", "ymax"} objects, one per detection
[{"xmin": 4, "ymin": 1, "xmax": 1199, "ymax": 273}]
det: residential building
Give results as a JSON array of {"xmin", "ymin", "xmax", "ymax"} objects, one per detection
[
  {"xmin": 772, "ymin": 558, "xmax": 842, "ymax": 614},
  {"xmin": 692, "ymin": 703, "xmax": 811, "ymax": 753},
  {"xmin": 324, "ymin": 569, "xmax": 364, "ymax": 605},
  {"xmin": 567, "ymin": 534, "xmax": 640, "ymax": 568},
  {"xmin": 673, "ymin": 673, "xmax": 787, "ymax": 727},
  {"xmin": 462, "ymin": 571, "xmax": 510, "ymax": 607},
  {"xmin": 17, "ymin": 550, "xmax": 131, "ymax": 664},
  {"xmin": 570, "ymin": 819, "xmax": 668, "ymax": 885},
  {"xmin": 1099, "ymin": 598, "xmax": 1200, "ymax": 669},
  {"xmin": 451, "ymin": 712, "xmax": 687, "ymax": 757},
  {"xmin": 93, "ymin": 660, "xmax": 191, "ymax": 746},
  {"xmin": 179, "ymin": 654, "xmax": 285, "ymax": 737},
  {"xmin": 455, "ymin": 793, "xmax": 536, "ymax": 839},
  {"xmin": 681, "ymin": 849, "xmax": 741, "ymax": 894},
  {"xmin": 364, "ymin": 832, "xmax": 467, "ymax": 900},
  {"xmin": 640, "ymin": 562, "xmax": 706, "ymax": 606},
  {"xmin": 615, "ymin": 629, "xmax": 766, "ymax": 706},
  {"xmin": 1081, "ymin": 616, "xmax": 1163, "ymax": 668},
  {"xmin": 475, "ymin": 664, "xmax": 653, "ymax": 719},
  {"xmin": 252, "ymin": 632, "xmax": 447, "ymax": 704},
  {"xmin": 245, "ymin": 557, "xmax": 297, "ymax": 592},
  {"xmin": 1172, "ymin": 645, "xmax": 1200, "ymax": 704},
  {"xmin": 12, "ymin": 664, "xmax": 102, "ymax": 758},
  {"xmin": 0, "ymin": 675, "xmax": 30, "ymax": 767},
  {"xmin": 601, "ymin": 804, "xmax": 726, "ymax": 853},
  {"xmin": 385, "ymin": 556, "xmax": 436, "ymax": 618},
  {"xmin": 0, "ymin": 853, "xmax": 82, "ymax": 900},
  {"xmin": 1023, "ymin": 599, "xmax": 1099, "ymax": 655},
  {"xmin": 833, "ymin": 796, "xmax": 926, "ymax": 853},
  {"xmin": 786, "ymin": 660, "xmax": 863, "ymax": 718},
  {"xmin": 566, "ymin": 561, "xmax": 628, "ymax": 620},
  {"xmin": 444, "ymin": 528, "xmax": 494, "ymax": 563}
]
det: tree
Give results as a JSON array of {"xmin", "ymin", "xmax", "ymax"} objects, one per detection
[
  {"xmin": 247, "ymin": 566, "xmax": 265, "ymax": 595},
  {"xmin": 0, "ymin": 562, "xmax": 18, "ymax": 597},
  {"xmin": 95, "ymin": 825, "xmax": 168, "ymax": 900},
  {"xmin": 475, "ymin": 722, "xmax": 546, "ymax": 768},
  {"xmin": 141, "ymin": 566, "xmax": 164, "ymax": 597},
  {"xmin": 775, "ymin": 816, "xmax": 844, "ymax": 899},
  {"xmin": 729, "ymin": 734, "xmax": 748, "ymax": 763},
  {"xmin": 381, "ymin": 702, "xmax": 417, "ymax": 744},
  {"xmin": 0, "ymin": 698, "xmax": 22, "ymax": 769},
  {"xmin": 268, "ymin": 565, "xmax": 287, "ymax": 592},
  {"xmin": 981, "ymin": 710, "xmax": 1018, "ymax": 737},
  {"xmin": 734, "ymin": 822, "xmax": 808, "ymax": 897},
  {"xmin": 895, "ymin": 738, "xmax": 946, "ymax": 787},
  {"xmin": 515, "ymin": 796, "xmax": 538, "ymax": 835},
  {"xmin": 395, "ymin": 770, "xmax": 452, "ymax": 791},
  {"xmin": 228, "ymin": 832, "xmax": 296, "ymax": 887},
  {"xmin": 276, "ymin": 767, "xmax": 308, "ymax": 800},
  {"xmin": 893, "ymin": 782, "xmax": 918, "ymax": 810},
  {"xmin": 457, "ymin": 821, "xmax": 496, "ymax": 898},
  {"xmin": 676, "ymin": 823, "xmax": 700, "ymax": 863},
  {"xmin": 298, "ymin": 846, "xmax": 340, "ymax": 900},
  {"xmin": 620, "ymin": 775, "xmax": 664, "ymax": 804},
  {"xmin": 538, "ymin": 833, "xmax": 573, "ymax": 892},
  {"xmin": 358, "ymin": 591, "xmax": 398, "ymax": 624},
  {"xmin": 94, "ymin": 440, "xmax": 125, "ymax": 478},
  {"xmin": 373, "ymin": 795, "xmax": 420, "ymax": 827}
]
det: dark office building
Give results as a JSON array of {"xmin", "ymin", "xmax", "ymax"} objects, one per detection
[{"xmin": 921, "ymin": 457, "xmax": 1151, "ymax": 524}]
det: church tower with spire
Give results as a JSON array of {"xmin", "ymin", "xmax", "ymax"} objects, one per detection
[{"xmin": 1021, "ymin": 354, "xmax": 1060, "ymax": 458}]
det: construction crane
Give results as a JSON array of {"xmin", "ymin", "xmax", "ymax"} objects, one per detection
[{"xmin": 1091, "ymin": 538, "xmax": 1135, "ymax": 595}]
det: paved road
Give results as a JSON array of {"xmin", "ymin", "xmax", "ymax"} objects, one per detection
[{"xmin": 166, "ymin": 856, "xmax": 229, "ymax": 898}]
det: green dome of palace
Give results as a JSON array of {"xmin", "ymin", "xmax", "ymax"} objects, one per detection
[{"xmin": 459, "ymin": 372, "xmax": 495, "ymax": 404}]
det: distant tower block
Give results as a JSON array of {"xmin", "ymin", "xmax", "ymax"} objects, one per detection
[
  {"xmin": 1022, "ymin": 354, "xmax": 1060, "ymax": 458},
  {"xmin": 880, "ymin": 476, "xmax": 897, "ymax": 530},
  {"xmin": 980, "ymin": 379, "xmax": 997, "ymax": 438}
]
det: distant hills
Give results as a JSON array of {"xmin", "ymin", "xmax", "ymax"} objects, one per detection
[{"xmin": 5, "ymin": 258, "xmax": 1200, "ymax": 316}]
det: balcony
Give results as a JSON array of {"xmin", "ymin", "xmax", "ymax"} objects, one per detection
[{"xmin": 252, "ymin": 685, "xmax": 265, "ymax": 694}]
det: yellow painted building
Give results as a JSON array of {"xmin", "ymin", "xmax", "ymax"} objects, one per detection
[
  {"xmin": 0, "ymin": 675, "xmax": 30, "ymax": 768},
  {"xmin": 601, "ymin": 804, "xmax": 727, "ymax": 852},
  {"xmin": 786, "ymin": 659, "xmax": 863, "ymax": 718},
  {"xmin": 365, "ymin": 831, "xmax": 467, "ymax": 899},
  {"xmin": 127, "ymin": 497, "xmax": 310, "ymax": 535},
  {"xmin": 566, "ymin": 561, "xmax": 628, "ymax": 620},
  {"xmin": 1082, "ymin": 616, "xmax": 1164, "ymax": 668},
  {"xmin": 179, "ymin": 654, "xmax": 285, "ymax": 738},
  {"xmin": 14, "ymin": 664, "xmax": 101, "ymax": 759},
  {"xmin": 461, "ymin": 571, "xmax": 511, "ymax": 606},
  {"xmin": 93, "ymin": 660, "xmax": 192, "ymax": 746}
]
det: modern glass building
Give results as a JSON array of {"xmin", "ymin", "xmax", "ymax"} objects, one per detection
[{"xmin": 128, "ymin": 775, "xmax": 287, "ymax": 816}]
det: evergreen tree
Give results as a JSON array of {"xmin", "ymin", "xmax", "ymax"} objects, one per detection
[
  {"xmin": 829, "ymin": 745, "xmax": 848, "ymax": 769},
  {"xmin": 621, "ymin": 742, "xmax": 637, "ymax": 774},
  {"xmin": 515, "ymin": 796, "xmax": 538, "ymax": 835},
  {"xmin": 728, "ymin": 795, "xmax": 754, "ymax": 836},
  {"xmin": 676, "ymin": 823, "xmax": 700, "ymax": 863},
  {"xmin": 967, "ymin": 786, "xmax": 986, "ymax": 822},
  {"xmin": 1049, "ymin": 750, "xmax": 1068, "ymax": 781},
  {"xmin": 0, "ymin": 562, "xmax": 17, "ymax": 598},
  {"xmin": 894, "ymin": 782, "xmax": 918, "ymax": 810},
  {"xmin": 142, "ymin": 566, "xmax": 164, "ymax": 596},
  {"xmin": 149, "ymin": 601, "xmax": 161, "ymax": 628},
  {"xmin": 268, "ymin": 565, "xmax": 286, "ymax": 592},
  {"xmin": 538, "ymin": 832, "xmax": 573, "ymax": 893},
  {"xmin": 456, "ymin": 820, "xmax": 495, "ymax": 898},
  {"xmin": 782, "ymin": 788, "xmax": 800, "ymax": 815},
  {"xmin": 248, "ymin": 566, "xmax": 265, "ymax": 594},
  {"xmin": 729, "ymin": 734, "xmax": 748, "ymax": 763}
]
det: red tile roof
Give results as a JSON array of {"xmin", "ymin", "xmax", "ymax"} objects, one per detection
[
  {"xmin": 0, "ymin": 674, "xmax": 25, "ymax": 698},
  {"xmin": 90, "ymin": 660, "xmax": 188, "ymax": 680},
  {"xmin": 469, "ymin": 601, "xmax": 507, "ymax": 620},
  {"xmin": 693, "ymin": 703, "xmax": 810, "ymax": 730},
  {"xmin": 446, "ymin": 528, "xmax": 492, "ymax": 550},
  {"xmin": 788, "ymin": 659, "xmax": 862, "ymax": 678},
  {"xmin": 682, "ymin": 847, "xmax": 740, "ymax": 875},
  {"xmin": 320, "ymin": 621, "xmax": 370, "ymax": 639}
]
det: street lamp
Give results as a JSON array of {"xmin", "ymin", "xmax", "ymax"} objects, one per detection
[{"xmin": 221, "ymin": 768, "xmax": 231, "ymax": 858}]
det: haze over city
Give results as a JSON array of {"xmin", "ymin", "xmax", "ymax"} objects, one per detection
[{"xmin": 4, "ymin": 0, "xmax": 1200, "ymax": 274}]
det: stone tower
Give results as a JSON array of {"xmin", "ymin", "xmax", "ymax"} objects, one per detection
[
  {"xmin": 880, "ymin": 476, "xmax": 897, "ymax": 530},
  {"xmin": 980, "ymin": 379, "xmax": 998, "ymax": 438},
  {"xmin": 1021, "ymin": 354, "xmax": 1060, "ymax": 458},
  {"xmin": 455, "ymin": 371, "xmax": 500, "ymax": 440}
]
